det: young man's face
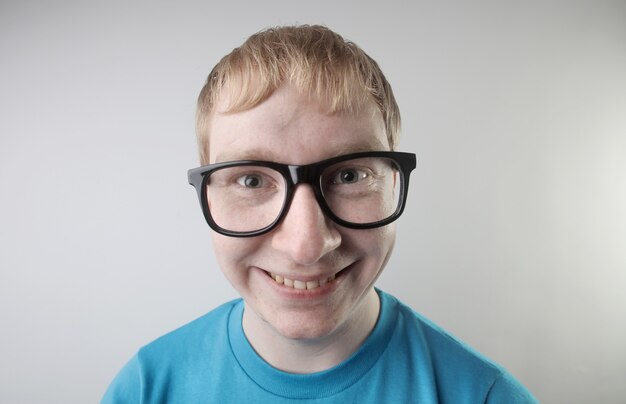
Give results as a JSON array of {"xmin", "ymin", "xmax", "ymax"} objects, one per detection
[{"xmin": 207, "ymin": 85, "xmax": 396, "ymax": 341}]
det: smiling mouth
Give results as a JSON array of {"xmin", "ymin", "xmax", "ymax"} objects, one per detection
[{"xmin": 265, "ymin": 271, "xmax": 340, "ymax": 290}]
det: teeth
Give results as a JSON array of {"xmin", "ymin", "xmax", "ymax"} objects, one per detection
[{"xmin": 269, "ymin": 272, "xmax": 337, "ymax": 289}]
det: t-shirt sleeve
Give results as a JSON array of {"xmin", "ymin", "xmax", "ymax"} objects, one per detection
[
  {"xmin": 485, "ymin": 370, "xmax": 539, "ymax": 404},
  {"xmin": 101, "ymin": 354, "xmax": 142, "ymax": 404}
]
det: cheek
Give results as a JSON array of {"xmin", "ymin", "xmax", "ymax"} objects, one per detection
[
  {"xmin": 210, "ymin": 233, "xmax": 265, "ymax": 277},
  {"xmin": 343, "ymin": 224, "xmax": 396, "ymax": 262}
]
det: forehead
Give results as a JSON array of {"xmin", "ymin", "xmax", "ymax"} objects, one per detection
[{"xmin": 208, "ymin": 85, "xmax": 388, "ymax": 164}]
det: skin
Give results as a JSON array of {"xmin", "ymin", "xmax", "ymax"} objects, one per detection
[{"xmin": 207, "ymin": 84, "xmax": 397, "ymax": 374}]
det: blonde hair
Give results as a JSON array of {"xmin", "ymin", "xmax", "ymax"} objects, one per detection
[{"xmin": 196, "ymin": 25, "xmax": 401, "ymax": 164}]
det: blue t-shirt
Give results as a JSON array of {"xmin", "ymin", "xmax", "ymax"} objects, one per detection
[{"xmin": 102, "ymin": 290, "xmax": 537, "ymax": 403}]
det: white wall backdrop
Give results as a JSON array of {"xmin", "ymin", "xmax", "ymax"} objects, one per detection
[{"xmin": 1, "ymin": 1, "xmax": 625, "ymax": 402}]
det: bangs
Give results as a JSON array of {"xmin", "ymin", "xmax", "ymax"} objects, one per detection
[{"xmin": 196, "ymin": 25, "xmax": 400, "ymax": 164}]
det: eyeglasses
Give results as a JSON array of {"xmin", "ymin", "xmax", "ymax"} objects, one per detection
[{"xmin": 188, "ymin": 151, "xmax": 416, "ymax": 237}]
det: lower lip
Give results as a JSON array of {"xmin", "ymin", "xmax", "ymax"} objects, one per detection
[{"xmin": 251, "ymin": 265, "xmax": 349, "ymax": 300}]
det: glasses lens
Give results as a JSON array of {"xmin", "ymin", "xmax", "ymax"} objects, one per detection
[
  {"xmin": 206, "ymin": 165, "xmax": 286, "ymax": 232},
  {"xmin": 321, "ymin": 157, "xmax": 401, "ymax": 224}
]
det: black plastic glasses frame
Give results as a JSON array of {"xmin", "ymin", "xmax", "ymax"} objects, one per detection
[{"xmin": 188, "ymin": 151, "xmax": 417, "ymax": 237}]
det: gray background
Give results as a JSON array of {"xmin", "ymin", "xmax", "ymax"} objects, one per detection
[{"xmin": 1, "ymin": 1, "xmax": 625, "ymax": 402}]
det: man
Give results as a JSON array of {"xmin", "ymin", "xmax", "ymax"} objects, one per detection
[{"xmin": 103, "ymin": 25, "xmax": 537, "ymax": 403}]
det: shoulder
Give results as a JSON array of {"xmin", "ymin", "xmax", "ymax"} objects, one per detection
[
  {"xmin": 380, "ymin": 291, "xmax": 537, "ymax": 403},
  {"xmin": 388, "ymin": 292, "xmax": 501, "ymax": 375},
  {"xmin": 101, "ymin": 299, "xmax": 242, "ymax": 403},
  {"xmin": 487, "ymin": 371, "xmax": 539, "ymax": 403},
  {"xmin": 137, "ymin": 298, "xmax": 240, "ymax": 362}
]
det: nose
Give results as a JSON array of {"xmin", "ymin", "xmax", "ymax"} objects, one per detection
[{"xmin": 271, "ymin": 184, "xmax": 342, "ymax": 265}]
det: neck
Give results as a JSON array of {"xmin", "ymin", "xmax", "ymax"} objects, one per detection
[{"xmin": 242, "ymin": 289, "xmax": 380, "ymax": 374}]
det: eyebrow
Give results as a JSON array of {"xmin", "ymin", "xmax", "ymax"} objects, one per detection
[
  {"xmin": 215, "ymin": 148, "xmax": 281, "ymax": 163},
  {"xmin": 214, "ymin": 138, "xmax": 388, "ymax": 164}
]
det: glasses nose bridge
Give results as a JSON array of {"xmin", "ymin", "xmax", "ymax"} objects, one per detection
[
  {"xmin": 284, "ymin": 164, "xmax": 325, "ymax": 215},
  {"xmin": 287, "ymin": 164, "xmax": 319, "ymax": 187}
]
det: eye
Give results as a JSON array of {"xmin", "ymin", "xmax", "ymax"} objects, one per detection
[
  {"xmin": 236, "ymin": 174, "xmax": 264, "ymax": 188},
  {"xmin": 333, "ymin": 169, "xmax": 367, "ymax": 184}
]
